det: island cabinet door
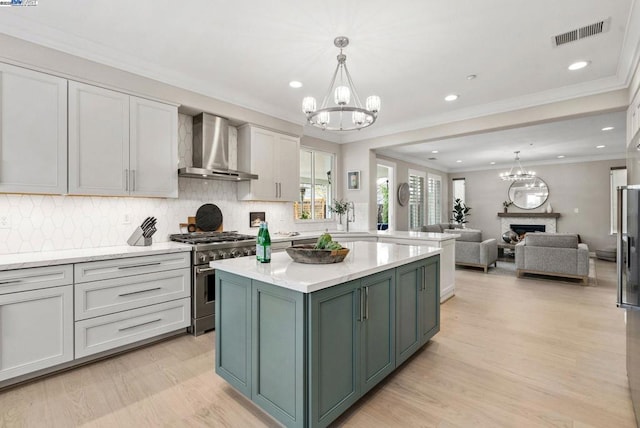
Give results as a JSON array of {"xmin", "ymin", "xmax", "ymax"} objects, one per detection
[
  {"xmin": 395, "ymin": 260, "xmax": 423, "ymax": 366},
  {"xmin": 420, "ymin": 256, "xmax": 440, "ymax": 346},
  {"xmin": 309, "ymin": 279, "xmax": 361, "ymax": 428},
  {"xmin": 251, "ymin": 281, "xmax": 306, "ymax": 428},
  {"xmin": 215, "ymin": 272, "xmax": 252, "ymax": 398},
  {"xmin": 360, "ymin": 270, "xmax": 395, "ymax": 394}
]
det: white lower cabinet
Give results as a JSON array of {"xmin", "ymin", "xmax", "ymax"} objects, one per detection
[
  {"xmin": 75, "ymin": 297, "xmax": 190, "ymax": 358},
  {"xmin": 0, "ymin": 285, "xmax": 73, "ymax": 381}
]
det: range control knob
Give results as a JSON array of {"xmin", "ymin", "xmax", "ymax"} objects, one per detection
[
  {"xmin": 230, "ymin": 249, "xmax": 242, "ymax": 258},
  {"xmin": 220, "ymin": 251, "xmax": 230, "ymax": 259},
  {"xmin": 198, "ymin": 253, "xmax": 208, "ymax": 263},
  {"xmin": 209, "ymin": 251, "xmax": 220, "ymax": 261},
  {"xmin": 243, "ymin": 247, "xmax": 253, "ymax": 256}
]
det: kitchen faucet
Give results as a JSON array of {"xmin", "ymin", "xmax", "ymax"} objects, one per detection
[{"xmin": 346, "ymin": 202, "xmax": 355, "ymax": 232}]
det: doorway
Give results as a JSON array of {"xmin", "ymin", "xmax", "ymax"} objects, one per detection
[{"xmin": 377, "ymin": 161, "xmax": 395, "ymax": 230}]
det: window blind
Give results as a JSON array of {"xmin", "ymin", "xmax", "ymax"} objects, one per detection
[
  {"xmin": 409, "ymin": 174, "xmax": 425, "ymax": 229},
  {"xmin": 427, "ymin": 176, "xmax": 442, "ymax": 224}
]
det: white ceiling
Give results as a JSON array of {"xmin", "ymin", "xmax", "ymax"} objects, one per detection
[
  {"xmin": 0, "ymin": 0, "xmax": 637, "ymax": 146},
  {"xmin": 377, "ymin": 110, "xmax": 627, "ymax": 172}
]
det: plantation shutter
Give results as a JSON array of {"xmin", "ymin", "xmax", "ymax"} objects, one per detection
[
  {"xmin": 427, "ymin": 175, "xmax": 442, "ymax": 224},
  {"xmin": 409, "ymin": 174, "xmax": 425, "ymax": 229}
]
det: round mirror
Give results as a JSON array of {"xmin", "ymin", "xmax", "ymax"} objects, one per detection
[{"xmin": 508, "ymin": 178, "xmax": 549, "ymax": 210}]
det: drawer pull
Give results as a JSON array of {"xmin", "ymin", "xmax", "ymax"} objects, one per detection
[
  {"xmin": 118, "ymin": 287, "xmax": 162, "ymax": 297},
  {"xmin": 0, "ymin": 279, "xmax": 21, "ymax": 285},
  {"xmin": 117, "ymin": 262, "xmax": 162, "ymax": 270},
  {"xmin": 118, "ymin": 318, "xmax": 162, "ymax": 331}
]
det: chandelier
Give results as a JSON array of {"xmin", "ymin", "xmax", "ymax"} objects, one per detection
[
  {"xmin": 302, "ymin": 36, "xmax": 380, "ymax": 131},
  {"xmin": 499, "ymin": 151, "xmax": 536, "ymax": 181}
]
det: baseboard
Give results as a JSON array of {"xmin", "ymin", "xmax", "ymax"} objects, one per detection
[{"xmin": 441, "ymin": 284, "xmax": 455, "ymax": 303}]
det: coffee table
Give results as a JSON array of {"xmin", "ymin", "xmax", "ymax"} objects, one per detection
[{"xmin": 497, "ymin": 242, "xmax": 517, "ymax": 261}]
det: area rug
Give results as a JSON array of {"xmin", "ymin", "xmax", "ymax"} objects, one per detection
[{"xmin": 466, "ymin": 259, "xmax": 598, "ymax": 286}]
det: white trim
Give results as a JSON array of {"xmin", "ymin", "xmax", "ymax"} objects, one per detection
[{"xmin": 377, "ymin": 159, "xmax": 396, "ymax": 231}]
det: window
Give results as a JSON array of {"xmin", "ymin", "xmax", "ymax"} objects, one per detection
[
  {"xmin": 408, "ymin": 170, "xmax": 426, "ymax": 229},
  {"xmin": 427, "ymin": 174, "xmax": 442, "ymax": 224},
  {"xmin": 611, "ymin": 167, "xmax": 627, "ymax": 234},
  {"xmin": 452, "ymin": 178, "xmax": 465, "ymax": 203},
  {"xmin": 295, "ymin": 148, "xmax": 335, "ymax": 221}
]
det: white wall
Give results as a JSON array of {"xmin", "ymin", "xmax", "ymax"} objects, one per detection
[
  {"xmin": 0, "ymin": 114, "xmax": 339, "ymax": 255},
  {"xmin": 449, "ymin": 159, "xmax": 625, "ymax": 251}
]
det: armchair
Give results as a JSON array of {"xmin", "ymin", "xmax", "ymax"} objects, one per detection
[
  {"xmin": 515, "ymin": 233, "xmax": 589, "ymax": 284},
  {"xmin": 444, "ymin": 229, "xmax": 498, "ymax": 273}
]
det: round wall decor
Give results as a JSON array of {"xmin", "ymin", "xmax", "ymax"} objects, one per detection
[{"xmin": 398, "ymin": 182, "xmax": 410, "ymax": 206}]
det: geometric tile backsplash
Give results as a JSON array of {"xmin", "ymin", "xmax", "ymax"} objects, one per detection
[{"xmin": 0, "ymin": 114, "xmax": 331, "ymax": 255}]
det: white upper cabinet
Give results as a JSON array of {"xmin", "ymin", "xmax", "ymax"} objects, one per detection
[
  {"xmin": 0, "ymin": 63, "xmax": 67, "ymax": 194},
  {"xmin": 69, "ymin": 81, "xmax": 130, "ymax": 196},
  {"xmin": 130, "ymin": 97, "xmax": 178, "ymax": 198},
  {"xmin": 69, "ymin": 81, "xmax": 178, "ymax": 198},
  {"xmin": 237, "ymin": 125, "xmax": 300, "ymax": 201}
]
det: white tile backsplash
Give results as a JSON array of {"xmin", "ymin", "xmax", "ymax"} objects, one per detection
[{"xmin": 0, "ymin": 114, "xmax": 334, "ymax": 255}]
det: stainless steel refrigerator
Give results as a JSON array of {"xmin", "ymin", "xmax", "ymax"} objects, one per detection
[{"xmin": 618, "ymin": 185, "xmax": 640, "ymax": 426}]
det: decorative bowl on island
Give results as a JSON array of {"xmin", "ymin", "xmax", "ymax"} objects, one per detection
[{"xmin": 285, "ymin": 244, "xmax": 350, "ymax": 264}]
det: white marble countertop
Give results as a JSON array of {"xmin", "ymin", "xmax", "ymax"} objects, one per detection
[
  {"xmin": 0, "ymin": 241, "xmax": 192, "ymax": 271},
  {"xmin": 210, "ymin": 241, "xmax": 441, "ymax": 293},
  {"xmin": 268, "ymin": 230, "xmax": 458, "ymax": 244}
]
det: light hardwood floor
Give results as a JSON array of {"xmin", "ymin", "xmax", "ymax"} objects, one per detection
[{"xmin": 0, "ymin": 260, "xmax": 635, "ymax": 427}]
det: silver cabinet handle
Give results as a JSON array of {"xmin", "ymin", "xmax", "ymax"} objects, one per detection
[
  {"xmin": 365, "ymin": 286, "xmax": 369, "ymax": 320},
  {"xmin": 0, "ymin": 279, "xmax": 21, "ymax": 285},
  {"xmin": 421, "ymin": 266, "xmax": 426, "ymax": 291},
  {"xmin": 118, "ymin": 318, "xmax": 162, "ymax": 331},
  {"xmin": 275, "ymin": 182, "xmax": 278, "ymax": 198},
  {"xmin": 118, "ymin": 287, "xmax": 162, "ymax": 297},
  {"xmin": 117, "ymin": 262, "xmax": 162, "ymax": 270},
  {"xmin": 125, "ymin": 169, "xmax": 129, "ymax": 191},
  {"xmin": 279, "ymin": 182, "xmax": 282, "ymax": 198},
  {"xmin": 358, "ymin": 289, "xmax": 363, "ymax": 322},
  {"xmin": 131, "ymin": 169, "xmax": 136, "ymax": 192}
]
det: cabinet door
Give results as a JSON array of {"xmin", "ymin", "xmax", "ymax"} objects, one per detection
[
  {"xmin": 215, "ymin": 271, "xmax": 252, "ymax": 397},
  {"xmin": 69, "ymin": 81, "xmax": 129, "ymax": 196},
  {"xmin": 237, "ymin": 126, "xmax": 276, "ymax": 200},
  {"xmin": 130, "ymin": 97, "xmax": 178, "ymax": 198},
  {"xmin": 309, "ymin": 279, "xmax": 361, "ymax": 427},
  {"xmin": 0, "ymin": 63, "xmax": 67, "ymax": 194},
  {"xmin": 395, "ymin": 261, "xmax": 422, "ymax": 366},
  {"xmin": 0, "ymin": 285, "xmax": 73, "ymax": 381},
  {"xmin": 252, "ymin": 281, "xmax": 305, "ymax": 428},
  {"xmin": 360, "ymin": 271, "xmax": 395, "ymax": 394},
  {"xmin": 275, "ymin": 134, "xmax": 300, "ymax": 201},
  {"xmin": 420, "ymin": 256, "xmax": 440, "ymax": 345}
]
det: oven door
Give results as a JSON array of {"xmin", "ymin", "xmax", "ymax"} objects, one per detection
[{"xmin": 193, "ymin": 265, "xmax": 216, "ymax": 335}]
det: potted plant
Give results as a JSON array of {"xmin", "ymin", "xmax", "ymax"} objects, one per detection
[
  {"xmin": 502, "ymin": 200, "xmax": 513, "ymax": 213},
  {"xmin": 329, "ymin": 199, "xmax": 350, "ymax": 231},
  {"xmin": 451, "ymin": 198, "xmax": 471, "ymax": 226}
]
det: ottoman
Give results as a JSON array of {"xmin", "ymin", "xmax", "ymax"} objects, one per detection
[{"xmin": 595, "ymin": 247, "xmax": 616, "ymax": 262}]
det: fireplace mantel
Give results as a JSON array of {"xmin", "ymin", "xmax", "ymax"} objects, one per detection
[{"xmin": 497, "ymin": 212, "xmax": 561, "ymax": 218}]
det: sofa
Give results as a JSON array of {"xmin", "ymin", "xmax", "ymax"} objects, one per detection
[
  {"xmin": 421, "ymin": 223, "xmax": 463, "ymax": 233},
  {"xmin": 443, "ymin": 228, "xmax": 498, "ymax": 273},
  {"xmin": 515, "ymin": 233, "xmax": 589, "ymax": 284}
]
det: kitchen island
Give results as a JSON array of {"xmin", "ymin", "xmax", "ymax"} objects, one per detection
[{"xmin": 211, "ymin": 241, "xmax": 440, "ymax": 428}]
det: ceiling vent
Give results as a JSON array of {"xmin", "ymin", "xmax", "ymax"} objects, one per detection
[{"xmin": 552, "ymin": 18, "xmax": 610, "ymax": 47}]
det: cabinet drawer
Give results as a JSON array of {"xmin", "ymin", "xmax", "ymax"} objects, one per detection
[
  {"xmin": 74, "ymin": 252, "xmax": 190, "ymax": 283},
  {"xmin": 75, "ymin": 268, "xmax": 191, "ymax": 320},
  {"xmin": 75, "ymin": 297, "xmax": 190, "ymax": 358},
  {"xmin": 0, "ymin": 265, "xmax": 73, "ymax": 295}
]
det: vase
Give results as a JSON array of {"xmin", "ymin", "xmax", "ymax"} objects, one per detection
[
  {"xmin": 336, "ymin": 223, "xmax": 345, "ymax": 231},
  {"xmin": 546, "ymin": 203, "xmax": 552, "ymax": 213},
  {"xmin": 503, "ymin": 207, "xmax": 508, "ymax": 213}
]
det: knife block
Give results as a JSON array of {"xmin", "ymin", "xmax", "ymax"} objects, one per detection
[{"xmin": 127, "ymin": 226, "xmax": 152, "ymax": 246}]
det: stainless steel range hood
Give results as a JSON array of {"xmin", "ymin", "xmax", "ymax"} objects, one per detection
[{"xmin": 178, "ymin": 113, "xmax": 258, "ymax": 181}]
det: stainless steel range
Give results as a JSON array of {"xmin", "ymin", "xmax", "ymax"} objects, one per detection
[{"xmin": 170, "ymin": 231, "xmax": 256, "ymax": 336}]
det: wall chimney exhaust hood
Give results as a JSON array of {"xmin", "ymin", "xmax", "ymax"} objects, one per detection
[{"xmin": 178, "ymin": 113, "xmax": 258, "ymax": 181}]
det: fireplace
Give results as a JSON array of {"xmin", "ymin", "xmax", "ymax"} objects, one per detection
[{"xmin": 511, "ymin": 224, "xmax": 545, "ymax": 241}]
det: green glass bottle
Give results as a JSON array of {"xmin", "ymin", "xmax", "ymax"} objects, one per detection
[
  {"xmin": 260, "ymin": 221, "xmax": 271, "ymax": 263},
  {"xmin": 256, "ymin": 222, "xmax": 265, "ymax": 262}
]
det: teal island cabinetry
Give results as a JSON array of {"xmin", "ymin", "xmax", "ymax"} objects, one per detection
[{"xmin": 212, "ymin": 241, "xmax": 440, "ymax": 428}]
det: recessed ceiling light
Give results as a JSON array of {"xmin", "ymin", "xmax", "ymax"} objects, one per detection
[
  {"xmin": 466, "ymin": 74, "xmax": 477, "ymax": 80},
  {"xmin": 557, "ymin": 155, "xmax": 565, "ymax": 159},
  {"xmin": 568, "ymin": 61, "xmax": 589, "ymax": 71},
  {"xmin": 444, "ymin": 94, "xmax": 459, "ymax": 102},
  {"xmin": 431, "ymin": 150, "xmax": 439, "ymax": 154},
  {"xmin": 289, "ymin": 80, "xmax": 303, "ymax": 88},
  {"xmin": 456, "ymin": 160, "xmax": 462, "ymax": 163},
  {"xmin": 601, "ymin": 126, "xmax": 614, "ymax": 131},
  {"xmin": 596, "ymin": 145, "xmax": 606, "ymax": 149},
  {"xmin": 490, "ymin": 161, "xmax": 496, "ymax": 165}
]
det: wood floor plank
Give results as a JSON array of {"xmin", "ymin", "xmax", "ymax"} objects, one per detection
[{"xmin": 0, "ymin": 259, "xmax": 634, "ymax": 427}]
